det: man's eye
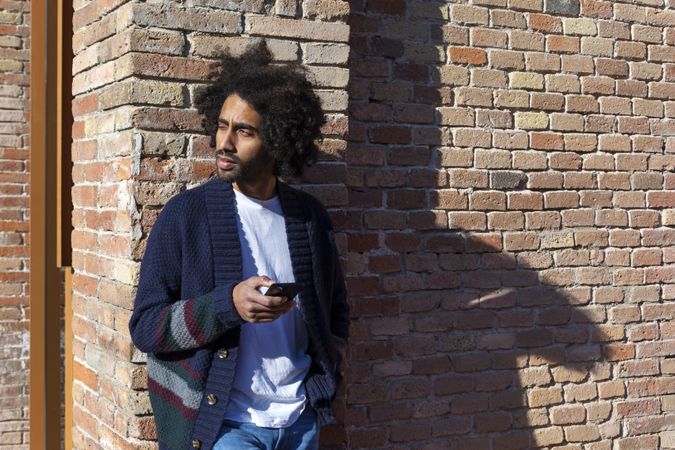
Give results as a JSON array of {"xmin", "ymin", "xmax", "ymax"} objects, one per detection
[{"xmin": 238, "ymin": 129, "xmax": 252, "ymax": 136}]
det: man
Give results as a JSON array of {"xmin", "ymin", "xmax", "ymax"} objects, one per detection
[{"xmin": 129, "ymin": 41, "xmax": 349, "ymax": 450}]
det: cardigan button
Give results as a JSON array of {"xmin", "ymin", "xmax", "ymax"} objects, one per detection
[
  {"xmin": 192, "ymin": 439, "xmax": 201, "ymax": 449},
  {"xmin": 207, "ymin": 394, "xmax": 218, "ymax": 405},
  {"xmin": 217, "ymin": 348, "xmax": 229, "ymax": 359}
]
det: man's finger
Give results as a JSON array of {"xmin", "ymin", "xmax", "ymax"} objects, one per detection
[
  {"xmin": 253, "ymin": 294, "xmax": 289, "ymax": 308},
  {"xmin": 247, "ymin": 275, "xmax": 275, "ymax": 288},
  {"xmin": 246, "ymin": 307, "xmax": 293, "ymax": 323},
  {"xmin": 247, "ymin": 312, "xmax": 278, "ymax": 322},
  {"xmin": 245, "ymin": 297, "xmax": 294, "ymax": 314}
]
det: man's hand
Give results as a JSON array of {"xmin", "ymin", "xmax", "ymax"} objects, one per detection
[{"xmin": 232, "ymin": 276, "xmax": 294, "ymax": 323}]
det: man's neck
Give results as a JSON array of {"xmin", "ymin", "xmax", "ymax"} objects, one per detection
[{"xmin": 233, "ymin": 176, "xmax": 278, "ymax": 200}]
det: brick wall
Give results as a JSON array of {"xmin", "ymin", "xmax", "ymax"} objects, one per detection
[
  {"xmin": 69, "ymin": 0, "xmax": 349, "ymax": 448},
  {"xmin": 345, "ymin": 0, "xmax": 674, "ymax": 449},
  {"xmin": 0, "ymin": 0, "xmax": 30, "ymax": 447},
  {"xmin": 64, "ymin": 0, "xmax": 675, "ymax": 448}
]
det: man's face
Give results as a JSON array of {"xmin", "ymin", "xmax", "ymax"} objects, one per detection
[{"xmin": 215, "ymin": 94, "xmax": 274, "ymax": 184}]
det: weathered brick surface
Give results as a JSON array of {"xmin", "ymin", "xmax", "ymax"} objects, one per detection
[
  {"xmin": 0, "ymin": 0, "xmax": 30, "ymax": 447},
  {"xmin": 345, "ymin": 0, "xmax": 674, "ymax": 449},
  {"xmin": 68, "ymin": 0, "xmax": 351, "ymax": 448},
  {"xmin": 21, "ymin": 0, "xmax": 671, "ymax": 447}
]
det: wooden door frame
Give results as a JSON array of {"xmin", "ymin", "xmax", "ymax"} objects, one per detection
[{"xmin": 30, "ymin": 0, "xmax": 73, "ymax": 448}]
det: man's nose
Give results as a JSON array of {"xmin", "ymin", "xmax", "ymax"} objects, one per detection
[{"xmin": 218, "ymin": 128, "xmax": 235, "ymax": 152}]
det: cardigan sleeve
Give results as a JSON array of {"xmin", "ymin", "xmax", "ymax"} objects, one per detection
[{"xmin": 129, "ymin": 196, "xmax": 243, "ymax": 355}]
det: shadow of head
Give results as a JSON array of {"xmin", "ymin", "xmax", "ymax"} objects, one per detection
[{"xmin": 318, "ymin": 0, "xmax": 651, "ymax": 447}]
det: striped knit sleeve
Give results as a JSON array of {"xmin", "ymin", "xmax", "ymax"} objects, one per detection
[
  {"xmin": 129, "ymin": 196, "xmax": 243, "ymax": 354},
  {"xmin": 129, "ymin": 282, "xmax": 242, "ymax": 354}
]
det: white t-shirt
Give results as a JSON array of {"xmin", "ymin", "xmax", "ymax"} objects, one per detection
[{"xmin": 223, "ymin": 188, "xmax": 312, "ymax": 428}]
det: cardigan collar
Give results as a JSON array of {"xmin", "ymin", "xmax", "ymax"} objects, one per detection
[{"xmin": 203, "ymin": 178, "xmax": 318, "ymax": 342}]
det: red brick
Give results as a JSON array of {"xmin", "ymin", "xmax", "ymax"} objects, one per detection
[
  {"xmin": 491, "ymin": 8, "xmax": 526, "ymax": 28},
  {"xmin": 647, "ymin": 191, "xmax": 675, "ymax": 208},
  {"xmin": 548, "ymin": 35, "xmax": 580, "ymax": 53},
  {"xmin": 449, "ymin": 169, "xmax": 488, "ymax": 188},
  {"xmin": 369, "ymin": 126, "xmax": 411, "ymax": 144},
  {"xmin": 581, "ymin": 76, "xmax": 615, "ymax": 96},
  {"xmin": 617, "ymin": 79, "xmax": 648, "ymax": 97},
  {"xmin": 368, "ymin": 0, "xmax": 405, "ymax": 15},
  {"xmin": 501, "ymin": 26, "xmax": 536, "ymax": 49},
  {"xmin": 508, "ymin": 192, "xmax": 544, "ymax": 210},
  {"xmin": 580, "ymin": 0, "xmax": 612, "ymax": 17},
  {"xmin": 492, "ymin": 431, "xmax": 530, "ymax": 450},
  {"xmin": 448, "ymin": 46, "xmax": 488, "ymax": 65},
  {"xmin": 531, "ymin": 132, "xmax": 564, "ymax": 150},
  {"xmin": 528, "ymin": 13, "xmax": 561, "ymax": 33},
  {"xmin": 616, "ymin": 399, "xmax": 661, "ymax": 417},
  {"xmin": 393, "ymin": 63, "xmax": 428, "ymax": 82},
  {"xmin": 448, "ymin": 212, "xmax": 486, "ymax": 230},
  {"xmin": 470, "ymin": 191, "xmax": 506, "ymax": 211},
  {"xmin": 347, "ymin": 426, "xmax": 387, "ymax": 448},
  {"xmin": 471, "ymin": 28, "xmax": 508, "ymax": 48}
]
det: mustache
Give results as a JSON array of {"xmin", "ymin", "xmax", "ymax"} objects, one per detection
[{"xmin": 215, "ymin": 151, "xmax": 241, "ymax": 164}]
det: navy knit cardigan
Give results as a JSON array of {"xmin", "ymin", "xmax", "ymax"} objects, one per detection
[{"xmin": 129, "ymin": 178, "xmax": 349, "ymax": 450}]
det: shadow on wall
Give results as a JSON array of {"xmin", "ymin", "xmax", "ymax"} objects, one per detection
[
  {"xmin": 314, "ymin": 0, "xmax": 623, "ymax": 448},
  {"xmin": 343, "ymin": 232, "xmax": 612, "ymax": 449}
]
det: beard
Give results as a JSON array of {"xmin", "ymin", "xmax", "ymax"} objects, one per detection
[{"xmin": 215, "ymin": 150, "xmax": 273, "ymax": 184}]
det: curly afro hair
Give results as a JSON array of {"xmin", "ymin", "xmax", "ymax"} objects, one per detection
[{"xmin": 195, "ymin": 40, "xmax": 326, "ymax": 180}]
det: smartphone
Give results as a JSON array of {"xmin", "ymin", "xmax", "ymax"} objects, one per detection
[{"xmin": 264, "ymin": 282, "xmax": 300, "ymax": 301}]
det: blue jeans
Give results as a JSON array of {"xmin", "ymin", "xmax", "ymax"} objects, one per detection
[{"xmin": 213, "ymin": 407, "xmax": 319, "ymax": 450}]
